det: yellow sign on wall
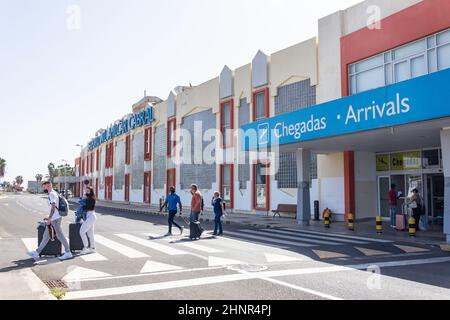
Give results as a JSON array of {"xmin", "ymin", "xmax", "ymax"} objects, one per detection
[
  {"xmin": 391, "ymin": 151, "xmax": 422, "ymax": 170},
  {"xmin": 376, "ymin": 154, "xmax": 390, "ymax": 171}
]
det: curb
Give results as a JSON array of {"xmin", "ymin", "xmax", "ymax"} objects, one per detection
[{"xmin": 440, "ymin": 244, "xmax": 450, "ymax": 252}]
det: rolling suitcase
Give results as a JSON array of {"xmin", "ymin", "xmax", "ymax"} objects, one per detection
[
  {"xmin": 395, "ymin": 214, "xmax": 406, "ymax": 231},
  {"xmin": 182, "ymin": 216, "xmax": 204, "ymax": 240},
  {"xmin": 69, "ymin": 223, "xmax": 89, "ymax": 252},
  {"xmin": 37, "ymin": 222, "xmax": 62, "ymax": 257},
  {"xmin": 189, "ymin": 221, "xmax": 204, "ymax": 240},
  {"xmin": 395, "ymin": 204, "xmax": 409, "ymax": 231}
]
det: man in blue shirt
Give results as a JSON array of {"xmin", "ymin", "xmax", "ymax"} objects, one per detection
[{"xmin": 160, "ymin": 186, "xmax": 183, "ymax": 236}]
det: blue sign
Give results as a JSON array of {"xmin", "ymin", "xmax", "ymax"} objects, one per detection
[
  {"xmin": 88, "ymin": 106, "xmax": 154, "ymax": 151},
  {"xmin": 241, "ymin": 68, "xmax": 450, "ymax": 150}
]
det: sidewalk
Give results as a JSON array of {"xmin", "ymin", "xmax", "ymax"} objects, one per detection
[
  {"xmin": 69, "ymin": 198, "xmax": 447, "ymax": 246},
  {"xmin": 0, "ymin": 269, "xmax": 56, "ymax": 300}
]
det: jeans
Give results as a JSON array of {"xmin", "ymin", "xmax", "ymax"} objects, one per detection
[
  {"xmin": 389, "ymin": 206, "xmax": 397, "ymax": 227},
  {"xmin": 37, "ymin": 218, "xmax": 70, "ymax": 254},
  {"xmin": 80, "ymin": 211, "xmax": 97, "ymax": 249},
  {"xmin": 214, "ymin": 213, "xmax": 223, "ymax": 234},
  {"xmin": 190, "ymin": 211, "xmax": 200, "ymax": 223},
  {"xmin": 168, "ymin": 210, "xmax": 182, "ymax": 233}
]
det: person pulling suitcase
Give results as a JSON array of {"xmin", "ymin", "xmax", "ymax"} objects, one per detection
[
  {"xmin": 79, "ymin": 187, "xmax": 97, "ymax": 255},
  {"xmin": 27, "ymin": 181, "xmax": 73, "ymax": 261},
  {"xmin": 188, "ymin": 184, "xmax": 204, "ymax": 240}
]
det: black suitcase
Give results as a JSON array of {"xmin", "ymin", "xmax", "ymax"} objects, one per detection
[
  {"xmin": 69, "ymin": 223, "xmax": 89, "ymax": 252},
  {"xmin": 189, "ymin": 221, "xmax": 204, "ymax": 240},
  {"xmin": 37, "ymin": 223, "xmax": 62, "ymax": 257}
]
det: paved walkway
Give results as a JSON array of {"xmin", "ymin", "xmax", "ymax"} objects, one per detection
[
  {"xmin": 0, "ymin": 269, "xmax": 56, "ymax": 300},
  {"xmin": 69, "ymin": 198, "xmax": 447, "ymax": 246}
]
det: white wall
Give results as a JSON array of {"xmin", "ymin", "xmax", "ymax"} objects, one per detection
[{"xmin": 355, "ymin": 151, "xmax": 378, "ymax": 219}]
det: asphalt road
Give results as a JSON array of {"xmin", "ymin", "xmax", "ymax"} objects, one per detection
[{"xmin": 1, "ymin": 193, "xmax": 450, "ymax": 300}]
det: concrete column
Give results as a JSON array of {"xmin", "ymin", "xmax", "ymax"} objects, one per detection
[
  {"xmin": 441, "ymin": 129, "xmax": 450, "ymax": 244},
  {"xmin": 296, "ymin": 149, "xmax": 311, "ymax": 226}
]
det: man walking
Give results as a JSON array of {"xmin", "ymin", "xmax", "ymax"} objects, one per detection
[
  {"xmin": 388, "ymin": 184, "xmax": 401, "ymax": 228},
  {"xmin": 190, "ymin": 184, "xmax": 202, "ymax": 223},
  {"xmin": 160, "ymin": 186, "xmax": 183, "ymax": 236},
  {"xmin": 27, "ymin": 181, "xmax": 73, "ymax": 260}
]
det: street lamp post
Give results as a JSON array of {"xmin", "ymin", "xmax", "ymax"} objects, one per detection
[
  {"xmin": 61, "ymin": 159, "xmax": 68, "ymax": 198},
  {"xmin": 75, "ymin": 144, "xmax": 83, "ymax": 197}
]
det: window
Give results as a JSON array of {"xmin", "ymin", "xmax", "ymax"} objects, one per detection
[
  {"xmin": 253, "ymin": 162, "xmax": 270, "ymax": 210},
  {"xmin": 252, "ymin": 87, "xmax": 269, "ymax": 121},
  {"xmin": 423, "ymin": 149, "xmax": 441, "ymax": 168},
  {"xmin": 144, "ymin": 172, "xmax": 151, "ymax": 203},
  {"xmin": 220, "ymin": 100, "xmax": 234, "ymax": 147},
  {"xmin": 90, "ymin": 153, "xmax": 94, "ymax": 173},
  {"xmin": 220, "ymin": 164, "xmax": 234, "ymax": 208},
  {"xmin": 166, "ymin": 169, "xmax": 176, "ymax": 196},
  {"xmin": 124, "ymin": 174, "xmax": 130, "ymax": 202},
  {"xmin": 96, "ymin": 149, "xmax": 99, "ymax": 171},
  {"xmin": 167, "ymin": 118, "xmax": 176, "ymax": 157},
  {"xmin": 125, "ymin": 135, "xmax": 131, "ymax": 165},
  {"xmin": 349, "ymin": 28, "xmax": 450, "ymax": 95},
  {"xmin": 144, "ymin": 127, "xmax": 152, "ymax": 161}
]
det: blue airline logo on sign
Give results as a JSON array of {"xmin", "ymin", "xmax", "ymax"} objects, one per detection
[
  {"xmin": 88, "ymin": 106, "xmax": 154, "ymax": 150},
  {"xmin": 241, "ymin": 68, "xmax": 450, "ymax": 150}
]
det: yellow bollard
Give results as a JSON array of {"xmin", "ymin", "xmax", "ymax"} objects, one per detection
[
  {"xmin": 348, "ymin": 213, "xmax": 355, "ymax": 231},
  {"xmin": 376, "ymin": 216, "xmax": 383, "ymax": 235},
  {"xmin": 408, "ymin": 217, "xmax": 416, "ymax": 237},
  {"xmin": 324, "ymin": 210, "xmax": 331, "ymax": 229}
]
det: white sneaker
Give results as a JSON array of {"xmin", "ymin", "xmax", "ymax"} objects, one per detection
[
  {"xmin": 164, "ymin": 233, "xmax": 172, "ymax": 237},
  {"xmin": 80, "ymin": 248, "xmax": 90, "ymax": 255},
  {"xmin": 89, "ymin": 248, "xmax": 96, "ymax": 254},
  {"xmin": 58, "ymin": 252, "xmax": 73, "ymax": 261},
  {"xmin": 27, "ymin": 251, "xmax": 40, "ymax": 259}
]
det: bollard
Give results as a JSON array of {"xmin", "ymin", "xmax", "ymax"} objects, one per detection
[
  {"xmin": 348, "ymin": 213, "xmax": 355, "ymax": 231},
  {"xmin": 324, "ymin": 209, "xmax": 331, "ymax": 228},
  {"xmin": 408, "ymin": 217, "xmax": 416, "ymax": 237},
  {"xmin": 376, "ymin": 216, "xmax": 383, "ymax": 235},
  {"xmin": 314, "ymin": 201, "xmax": 320, "ymax": 221}
]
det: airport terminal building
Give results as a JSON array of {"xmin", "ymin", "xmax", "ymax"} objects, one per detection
[{"xmin": 74, "ymin": 0, "xmax": 450, "ymax": 243}]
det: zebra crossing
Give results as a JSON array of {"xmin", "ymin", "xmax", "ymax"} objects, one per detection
[{"xmin": 19, "ymin": 226, "xmax": 431, "ymax": 269}]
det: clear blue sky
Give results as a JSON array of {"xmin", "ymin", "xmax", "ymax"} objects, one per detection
[{"xmin": 0, "ymin": 0, "xmax": 361, "ymax": 185}]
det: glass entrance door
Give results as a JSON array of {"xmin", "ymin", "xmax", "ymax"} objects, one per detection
[
  {"xmin": 427, "ymin": 174, "xmax": 444, "ymax": 225},
  {"xmin": 378, "ymin": 176, "xmax": 391, "ymax": 218}
]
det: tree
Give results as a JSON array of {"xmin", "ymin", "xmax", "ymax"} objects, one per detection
[
  {"xmin": 15, "ymin": 176, "xmax": 23, "ymax": 186},
  {"xmin": 35, "ymin": 174, "xmax": 43, "ymax": 193},
  {"xmin": 47, "ymin": 163, "xmax": 57, "ymax": 184},
  {"xmin": 0, "ymin": 157, "xmax": 5, "ymax": 179},
  {"xmin": 56, "ymin": 164, "xmax": 75, "ymax": 177}
]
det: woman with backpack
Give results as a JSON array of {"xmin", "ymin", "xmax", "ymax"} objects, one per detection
[
  {"xmin": 211, "ymin": 191, "xmax": 225, "ymax": 236},
  {"xmin": 80, "ymin": 187, "xmax": 97, "ymax": 255}
]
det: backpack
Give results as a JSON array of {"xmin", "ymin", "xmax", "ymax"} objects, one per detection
[{"xmin": 57, "ymin": 195, "xmax": 69, "ymax": 217}]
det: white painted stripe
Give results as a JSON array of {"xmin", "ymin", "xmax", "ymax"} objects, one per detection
[
  {"xmin": 282, "ymin": 228, "xmax": 392, "ymax": 243},
  {"xmin": 81, "ymin": 253, "xmax": 108, "ymax": 262},
  {"xmin": 22, "ymin": 238, "xmax": 37, "ymax": 252},
  {"xmin": 262, "ymin": 228, "xmax": 368, "ymax": 244},
  {"xmin": 65, "ymin": 256, "xmax": 450, "ymax": 300},
  {"xmin": 224, "ymin": 231, "xmax": 314, "ymax": 247},
  {"xmin": 217, "ymin": 234, "xmax": 288, "ymax": 249},
  {"xmin": 248, "ymin": 273, "xmax": 343, "ymax": 300},
  {"xmin": 140, "ymin": 261, "xmax": 183, "ymax": 274},
  {"xmin": 115, "ymin": 234, "xmax": 188, "ymax": 256},
  {"xmin": 241, "ymin": 229, "xmax": 341, "ymax": 246},
  {"xmin": 95, "ymin": 235, "xmax": 148, "ymax": 258},
  {"xmin": 70, "ymin": 266, "xmax": 226, "ymax": 283},
  {"xmin": 177, "ymin": 242, "xmax": 223, "ymax": 253}
]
